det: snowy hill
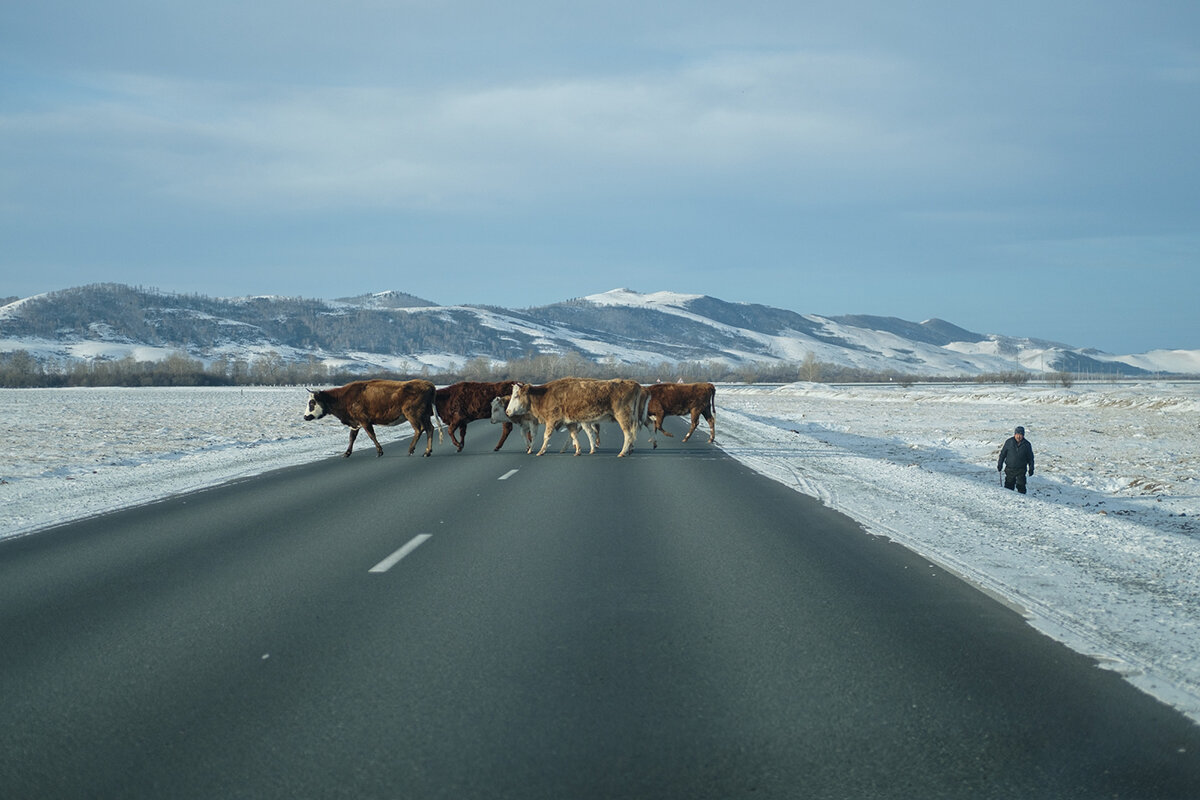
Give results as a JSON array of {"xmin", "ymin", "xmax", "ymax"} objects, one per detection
[{"xmin": 0, "ymin": 283, "xmax": 1192, "ymax": 378}]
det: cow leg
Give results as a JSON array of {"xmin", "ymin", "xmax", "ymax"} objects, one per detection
[
  {"xmin": 493, "ymin": 421, "xmax": 513, "ymax": 451},
  {"xmin": 567, "ymin": 423, "xmax": 583, "ymax": 456},
  {"xmin": 407, "ymin": 416, "xmax": 434, "ymax": 456},
  {"xmin": 448, "ymin": 421, "xmax": 465, "ymax": 452},
  {"xmin": 536, "ymin": 422, "xmax": 555, "ymax": 456},
  {"xmin": 581, "ymin": 423, "xmax": 598, "ymax": 454},
  {"xmin": 405, "ymin": 417, "xmax": 421, "ymax": 455},
  {"xmin": 683, "ymin": 410, "xmax": 702, "ymax": 442},
  {"xmin": 344, "ymin": 426, "xmax": 360, "ymax": 457},
  {"xmin": 617, "ymin": 422, "xmax": 635, "ymax": 457},
  {"xmin": 422, "ymin": 416, "xmax": 435, "ymax": 456},
  {"xmin": 705, "ymin": 410, "xmax": 716, "ymax": 443},
  {"xmin": 362, "ymin": 423, "xmax": 385, "ymax": 457}
]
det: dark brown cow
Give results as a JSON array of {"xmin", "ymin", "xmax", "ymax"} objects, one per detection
[
  {"xmin": 435, "ymin": 380, "xmax": 519, "ymax": 452},
  {"xmin": 646, "ymin": 382, "xmax": 716, "ymax": 448},
  {"xmin": 303, "ymin": 379, "xmax": 437, "ymax": 457},
  {"xmin": 506, "ymin": 378, "xmax": 647, "ymax": 457}
]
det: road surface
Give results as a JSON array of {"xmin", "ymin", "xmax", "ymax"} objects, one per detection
[{"xmin": 2, "ymin": 419, "xmax": 1199, "ymax": 798}]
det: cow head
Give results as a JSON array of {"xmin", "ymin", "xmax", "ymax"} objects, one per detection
[
  {"xmin": 489, "ymin": 396, "xmax": 511, "ymax": 424},
  {"xmin": 505, "ymin": 383, "xmax": 530, "ymax": 418},
  {"xmin": 303, "ymin": 389, "xmax": 328, "ymax": 421}
]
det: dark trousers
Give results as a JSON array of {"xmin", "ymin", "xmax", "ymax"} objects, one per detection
[{"xmin": 1004, "ymin": 470, "xmax": 1027, "ymax": 494}]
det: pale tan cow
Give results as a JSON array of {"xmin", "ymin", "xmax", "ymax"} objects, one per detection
[
  {"xmin": 490, "ymin": 395, "xmax": 601, "ymax": 454},
  {"xmin": 506, "ymin": 378, "xmax": 648, "ymax": 457},
  {"xmin": 489, "ymin": 395, "xmax": 538, "ymax": 454}
]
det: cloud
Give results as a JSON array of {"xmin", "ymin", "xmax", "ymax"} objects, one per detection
[{"xmin": 3, "ymin": 47, "xmax": 1031, "ymax": 219}]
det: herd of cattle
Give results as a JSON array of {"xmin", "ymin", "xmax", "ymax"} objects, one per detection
[{"xmin": 302, "ymin": 378, "xmax": 717, "ymax": 458}]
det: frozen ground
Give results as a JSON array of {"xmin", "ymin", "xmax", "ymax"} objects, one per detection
[
  {"xmin": 2, "ymin": 382, "xmax": 1198, "ymax": 723},
  {"xmin": 1, "ymin": 387, "xmax": 342, "ymax": 537}
]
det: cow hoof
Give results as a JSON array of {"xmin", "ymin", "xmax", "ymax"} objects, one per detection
[{"xmin": 342, "ymin": 452, "xmax": 352, "ymax": 458}]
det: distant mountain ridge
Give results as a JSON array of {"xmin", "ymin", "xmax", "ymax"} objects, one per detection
[{"xmin": 1, "ymin": 283, "xmax": 1195, "ymax": 377}]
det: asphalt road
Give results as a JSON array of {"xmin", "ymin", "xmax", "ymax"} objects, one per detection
[{"xmin": 2, "ymin": 419, "xmax": 1200, "ymax": 799}]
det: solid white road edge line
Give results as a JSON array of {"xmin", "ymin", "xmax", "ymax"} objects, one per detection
[
  {"xmin": 498, "ymin": 469, "xmax": 519, "ymax": 481},
  {"xmin": 369, "ymin": 534, "xmax": 432, "ymax": 573}
]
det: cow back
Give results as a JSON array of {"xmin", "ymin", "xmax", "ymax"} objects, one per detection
[
  {"xmin": 345, "ymin": 379, "xmax": 435, "ymax": 424},
  {"xmin": 527, "ymin": 378, "xmax": 642, "ymax": 423}
]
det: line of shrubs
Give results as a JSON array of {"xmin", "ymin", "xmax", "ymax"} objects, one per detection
[{"xmin": 0, "ymin": 348, "xmax": 1150, "ymax": 389}]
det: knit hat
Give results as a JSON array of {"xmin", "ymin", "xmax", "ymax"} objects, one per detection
[{"xmin": 1014, "ymin": 426, "xmax": 1025, "ymax": 435}]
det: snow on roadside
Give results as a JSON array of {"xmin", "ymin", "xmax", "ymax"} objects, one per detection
[
  {"xmin": 717, "ymin": 382, "xmax": 1200, "ymax": 723},
  {"xmin": 1, "ymin": 387, "xmax": 347, "ymax": 536}
]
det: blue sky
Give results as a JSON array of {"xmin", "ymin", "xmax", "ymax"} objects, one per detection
[{"xmin": 2, "ymin": 1, "xmax": 1197, "ymax": 353}]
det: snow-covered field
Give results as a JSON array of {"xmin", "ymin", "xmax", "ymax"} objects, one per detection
[{"xmin": 2, "ymin": 382, "xmax": 1199, "ymax": 723}]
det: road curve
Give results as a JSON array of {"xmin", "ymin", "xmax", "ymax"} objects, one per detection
[{"xmin": 2, "ymin": 419, "xmax": 1199, "ymax": 799}]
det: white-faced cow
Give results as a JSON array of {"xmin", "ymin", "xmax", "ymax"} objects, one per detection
[
  {"xmin": 646, "ymin": 381, "xmax": 716, "ymax": 448},
  {"xmin": 435, "ymin": 380, "xmax": 519, "ymax": 452},
  {"xmin": 303, "ymin": 379, "xmax": 437, "ymax": 458},
  {"xmin": 489, "ymin": 395, "xmax": 537, "ymax": 453},
  {"xmin": 490, "ymin": 395, "xmax": 600, "ymax": 454},
  {"xmin": 506, "ymin": 378, "xmax": 647, "ymax": 457}
]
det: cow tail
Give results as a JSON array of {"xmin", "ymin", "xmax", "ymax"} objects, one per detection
[
  {"xmin": 709, "ymin": 385, "xmax": 717, "ymax": 441},
  {"xmin": 428, "ymin": 390, "xmax": 445, "ymax": 444},
  {"xmin": 639, "ymin": 387, "xmax": 652, "ymax": 430}
]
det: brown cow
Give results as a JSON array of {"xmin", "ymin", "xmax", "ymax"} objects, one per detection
[
  {"xmin": 646, "ymin": 382, "xmax": 716, "ymax": 448},
  {"xmin": 436, "ymin": 380, "xmax": 519, "ymax": 452},
  {"xmin": 303, "ymin": 379, "xmax": 437, "ymax": 458},
  {"xmin": 506, "ymin": 378, "xmax": 647, "ymax": 457}
]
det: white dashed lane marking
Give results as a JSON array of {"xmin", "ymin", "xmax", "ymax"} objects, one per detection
[
  {"xmin": 498, "ymin": 469, "xmax": 519, "ymax": 481},
  {"xmin": 369, "ymin": 534, "xmax": 432, "ymax": 573}
]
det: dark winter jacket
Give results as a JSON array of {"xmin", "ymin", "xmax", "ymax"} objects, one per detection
[{"xmin": 998, "ymin": 437, "xmax": 1035, "ymax": 476}]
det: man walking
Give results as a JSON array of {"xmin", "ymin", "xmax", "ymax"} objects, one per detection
[{"xmin": 998, "ymin": 426, "xmax": 1035, "ymax": 494}]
